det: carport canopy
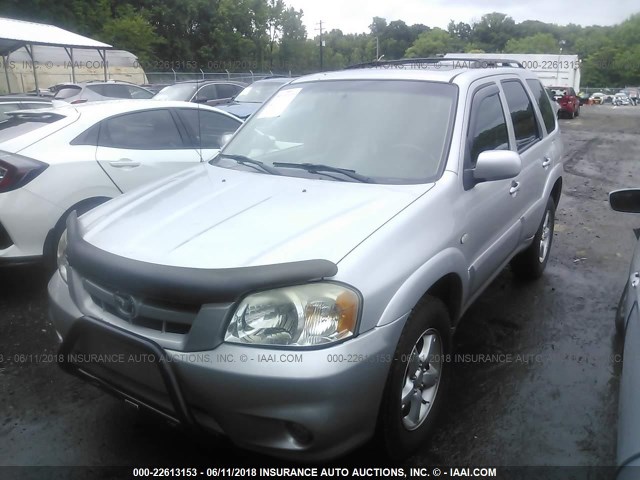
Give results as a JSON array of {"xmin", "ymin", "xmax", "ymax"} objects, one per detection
[{"xmin": 0, "ymin": 16, "xmax": 113, "ymax": 94}]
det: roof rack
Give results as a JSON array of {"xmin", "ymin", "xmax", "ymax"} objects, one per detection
[{"xmin": 345, "ymin": 57, "xmax": 524, "ymax": 70}]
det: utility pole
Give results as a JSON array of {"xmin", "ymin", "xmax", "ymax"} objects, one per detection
[{"xmin": 316, "ymin": 20, "xmax": 325, "ymax": 71}]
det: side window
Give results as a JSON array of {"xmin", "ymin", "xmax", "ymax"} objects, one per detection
[
  {"xmin": 467, "ymin": 87, "xmax": 509, "ymax": 167},
  {"xmin": 195, "ymin": 84, "xmax": 218, "ymax": 101},
  {"xmin": 98, "ymin": 110, "xmax": 184, "ymax": 149},
  {"xmin": 128, "ymin": 85, "xmax": 154, "ymax": 99},
  {"xmin": 86, "ymin": 84, "xmax": 106, "ymax": 96},
  {"xmin": 502, "ymin": 80, "xmax": 541, "ymax": 151},
  {"xmin": 103, "ymin": 84, "xmax": 132, "ymax": 99},
  {"xmin": 526, "ymin": 79, "xmax": 556, "ymax": 134},
  {"xmin": 177, "ymin": 109, "xmax": 241, "ymax": 149},
  {"xmin": 217, "ymin": 84, "xmax": 240, "ymax": 99}
]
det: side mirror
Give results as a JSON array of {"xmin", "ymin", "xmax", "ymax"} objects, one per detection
[
  {"xmin": 609, "ymin": 189, "xmax": 640, "ymax": 213},
  {"xmin": 472, "ymin": 150, "xmax": 522, "ymax": 185}
]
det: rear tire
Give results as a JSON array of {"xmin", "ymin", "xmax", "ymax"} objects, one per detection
[
  {"xmin": 379, "ymin": 296, "xmax": 451, "ymax": 459},
  {"xmin": 511, "ymin": 196, "xmax": 556, "ymax": 280}
]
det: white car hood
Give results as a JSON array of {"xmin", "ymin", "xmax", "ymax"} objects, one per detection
[{"xmin": 80, "ymin": 164, "xmax": 432, "ymax": 269}]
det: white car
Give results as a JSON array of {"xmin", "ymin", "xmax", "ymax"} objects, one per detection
[{"xmin": 0, "ymin": 100, "xmax": 242, "ymax": 265}]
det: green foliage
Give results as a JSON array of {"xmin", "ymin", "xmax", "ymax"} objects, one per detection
[
  {"xmin": 504, "ymin": 33, "xmax": 559, "ymax": 54},
  {"xmin": 405, "ymin": 28, "xmax": 454, "ymax": 58}
]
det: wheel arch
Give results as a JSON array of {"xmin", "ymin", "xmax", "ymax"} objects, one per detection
[{"xmin": 43, "ymin": 196, "xmax": 112, "ymax": 260}]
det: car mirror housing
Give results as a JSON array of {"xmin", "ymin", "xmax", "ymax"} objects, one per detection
[
  {"xmin": 472, "ymin": 150, "xmax": 522, "ymax": 185},
  {"xmin": 609, "ymin": 189, "xmax": 640, "ymax": 213}
]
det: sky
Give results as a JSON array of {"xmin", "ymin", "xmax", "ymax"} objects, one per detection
[{"xmin": 287, "ymin": 0, "xmax": 640, "ymax": 36}]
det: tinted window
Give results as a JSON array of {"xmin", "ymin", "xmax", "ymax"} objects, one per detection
[
  {"xmin": 527, "ymin": 79, "xmax": 556, "ymax": 134},
  {"xmin": 468, "ymin": 90, "xmax": 509, "ymax": 167},
  {"xmin": 19, "ymin": 102, "xmax": 51, "ymax": 109},
  {"xmin": 154, "ymin": 83, "xmax": 198, "ymax": 101},
  {"xmin": 217, "ymin": 84, "xmax": 241, "ymax": 99},
  {"xmin": 502, "ymin": 80, "xmax": 541, "ymax": 151},
  {"xmin": 86, "ymin": 84, "xmax": 106, "ymax": 96},
  {"xmin": 103, "ymin": 84, "xmax": 131, "ymax": 99},
  {"xmin": 195, "ymin": 84, "xmax": 218, "ymax": 101},
  {"xmin": 99, "ymin": 110, "xmax": 183, "ymax": 149},
  {"xmin": 127, "ymin": 85, "xmax": 154, "ymax": 99},
  {"xmin": 54, "ymin": 86, "xmax": 81, "ymax": 99},
  {"xmin": 177, "ymin": 109, "xmax": 241, "ymax": 149}
]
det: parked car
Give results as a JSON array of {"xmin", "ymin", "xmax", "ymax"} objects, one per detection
[
  {"xmin": 0, "ymin": 100, "xmax": 242, "ymax": 265},
  {"xmin": 549, "ymin": 86, "xmax": 580, "ymax": 118},
  {"xmin": 614, "ymin": 93, "xmax": 631, "ymax": 106},
  {"xmin": 50, "ymin": 61, "xmax": 563, "ymax": 461},
  {"xmin": 52, "ymin": 81, "xmax": 154, "ymax": 104},
  {"xmin": 609, "ymin": 189, "xmax": 640, "ymax": 479},
  {"xmin": 216, "ymin": 77, "xmax": 291, "ymax": 119},
  {"xmin": 154, "ymin": 80, "xmax": 246, "ymax": 107},
  {"xmin": 590, "ymin": 92, "xmax": 606, "ymax": 104},
  {"xmin": 0, "ymin": 95, "xmax": 53, "ymax": 122}
]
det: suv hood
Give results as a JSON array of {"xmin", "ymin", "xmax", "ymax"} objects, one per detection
[{"xmin": 79, "ymin": 164, "xmax": 432, "ymax": 269}]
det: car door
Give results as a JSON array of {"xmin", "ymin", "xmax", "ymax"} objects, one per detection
[
  {"xmin": 175, "ymin": 108, "xmax": 242, "ymax": 160},
  {"xmin": 500, "ymin": 79, "xmax": 548, "ymax": 240},
  {"xmin": 95, "ymin": 109, "xmax": 201, "ymax": 192},
  {"xmin": 461, "ymin": 82, "xmax": 524, "ymax": 295}
]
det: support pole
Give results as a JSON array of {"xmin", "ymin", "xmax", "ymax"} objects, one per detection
[
  {"xmin": 24, "ymin": 44, "xmax": 38, "ymax": 94},
  {"xmin": 2, "ymin": 54, "xmax": 11, "ymax": 94},
  {"xmin": 64, "ymin": 47, "xmax": 76, "ymax": 83}
]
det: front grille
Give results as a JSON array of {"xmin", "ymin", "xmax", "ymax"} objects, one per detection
[
  {"xmin": 0, "ymin": 222, "xmax": 13, "ymax": 249},
  {"xmin": 83, "ymin": 278, "xmax": 199, "ymax": 335}
]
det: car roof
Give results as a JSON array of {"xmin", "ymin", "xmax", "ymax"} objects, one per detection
[
  {"xmin": 251, "ymin": 77, "xmax": 292, "ymax": 84},
  {"xmin": 172, "ymin": 80, "xmax": 246, "ymax": 86},
  {"xmin": 8, "ymin": 99, "xmax": 242, "ymax": 121},
  {"xmin": 290, "ymin": 64, "xmax": 535, "ymax": 89}
]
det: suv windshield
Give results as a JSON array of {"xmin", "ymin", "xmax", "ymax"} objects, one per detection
[
  {"xmin": 154, "ymin": 83, "xmax": 198, "ymax": 101},
  {"xmin": 216, "ymin": 80, "xmax": 457, "ymax": 184},
  {"xmin": 234, "ymin": 81, "xmax": 286, "ymax": 103}
]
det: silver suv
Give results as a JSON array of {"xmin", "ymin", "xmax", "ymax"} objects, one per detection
[{"xmin": 49, "ymin": 58, "xmax": 563, "ymax": 461}]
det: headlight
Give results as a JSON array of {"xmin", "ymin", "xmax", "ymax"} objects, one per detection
[
  {"xmin": 225, "ymin": 283, "xmax": 360, "ymax": 347},
  {"xmin": 57, "ymin": 229, "xmax": 69, "ymax": 283}
]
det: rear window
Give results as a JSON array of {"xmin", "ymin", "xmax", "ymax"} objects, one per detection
[
  {"xmin": 54, "ymin": 87, "xmax": 81, "ymax": 99},
  {"xmin": 0, "ymin": 113, "xmax": 64, "ymax": 143}
]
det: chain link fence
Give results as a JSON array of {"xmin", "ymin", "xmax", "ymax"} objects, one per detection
[{"xmin": 144, "ymin": 71, "xmax": 293, "ymax": 86}]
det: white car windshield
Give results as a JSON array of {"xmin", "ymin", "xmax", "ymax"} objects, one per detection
[{"xmin": 215, "ymin": 80, "xmax": 457, "ymax": 184}]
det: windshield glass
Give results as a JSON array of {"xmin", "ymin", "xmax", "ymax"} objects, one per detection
[
  {"xmin": 154, "ymin": 83, "xmax": 198, "ymax": 101},
  {"xmin": 216, "ymin": 80, "xmax": 457, "ymax": 184},
  {"xmin": 234, "ymin": 81, "xmax": 286, "ymax": 103}
]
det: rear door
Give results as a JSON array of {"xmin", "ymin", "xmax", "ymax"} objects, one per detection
[
  {"xmin": 95, "ymin": 109, "xmax": 201, "ymax": 192},
  {"xmin": 500, "ymin": 79, "xmax": 548, "ymax": 240},
  {"xmin": 462, "ymin": 81, "xmax": 523, "ymax": 294}
]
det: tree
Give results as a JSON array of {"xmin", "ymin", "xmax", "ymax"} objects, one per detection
[
  {"xmin": 472, "ymin": 12, "xmax": 516, "ymax": 51},
  {"xmin": 99, "ymin": 6, "xmax": 162, "ymax": 65},
  {"xmin": 405, "ymin": 28, "xmax": 454, "ymax": 57},
  {"xmin": 504, "ymin": 33, "xmax": 559, "ymax": 54}
]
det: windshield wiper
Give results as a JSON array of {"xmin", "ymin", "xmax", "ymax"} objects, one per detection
[
  {"xmin": 215, "ymin": 153, "xmax": 280, "ymax": 175},
  {"xmin": 271, "ymin": 162, "xmax": 373, "ymax": 183}
]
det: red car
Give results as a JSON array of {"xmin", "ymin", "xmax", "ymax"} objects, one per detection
[{"xmin": 549, "ymin": 86, "xmax": 580, "ymax": 119}]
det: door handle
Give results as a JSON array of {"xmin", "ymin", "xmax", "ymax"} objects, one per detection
[
  {"xmin": 509, "ymin": 181, "xmax": 520, "ymax": 196},
  {"xmin": 542, "ymin": 157, "xmax": 552, "ymax": 168},
  {"xmin": 109, "ymin": 159, "xmax": 140, "ymax": 168}
]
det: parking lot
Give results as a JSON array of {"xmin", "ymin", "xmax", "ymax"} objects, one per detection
[{"xmin": 1, "ymin": 104, "xmax": 640, "ymax": 475}]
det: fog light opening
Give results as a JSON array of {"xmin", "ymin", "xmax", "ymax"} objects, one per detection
[{"xmin": 285, "ymin": 421, "xmax": 313, "ymax": 446}]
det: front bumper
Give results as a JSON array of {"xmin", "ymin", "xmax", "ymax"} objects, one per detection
[{"xmin": 49, "ymin": 272, "xmax": 407, "ymax": 461}]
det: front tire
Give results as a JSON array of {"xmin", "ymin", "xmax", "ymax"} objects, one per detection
[
  {"xmin": 379, "ymin": 296, "xmax": 451, "ymax": 459},
  {"xmin": 511, "ymin": 196, "xmax": 556, "ymax": 280}
]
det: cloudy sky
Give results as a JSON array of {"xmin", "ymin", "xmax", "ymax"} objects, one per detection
[{"xmin": 287, "ymin": 0, "xmax": 640, "ymax": 35}]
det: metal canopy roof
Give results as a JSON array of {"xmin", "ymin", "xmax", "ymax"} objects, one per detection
[{"xmin": 0, "ymin": 17, "xmax": 112, "ymax": 56}]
